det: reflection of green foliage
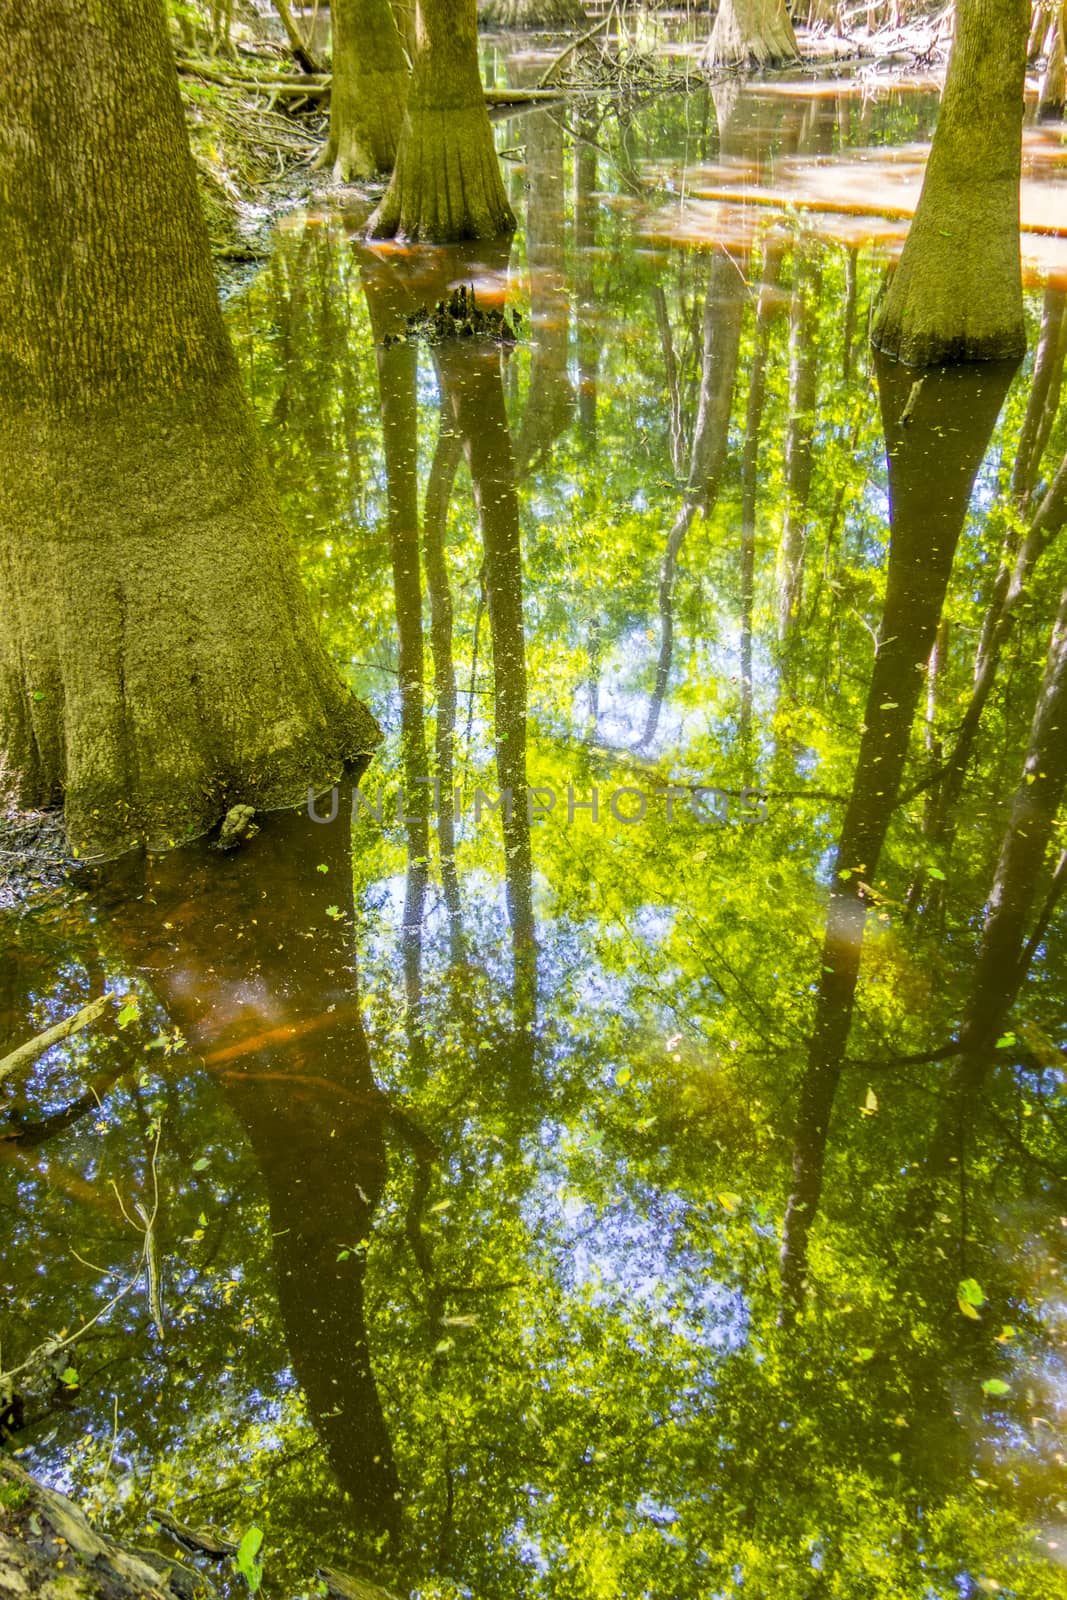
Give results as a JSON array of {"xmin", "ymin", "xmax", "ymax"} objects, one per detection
[{"xmin": 4, "ymin": 81, "xmax": 1067, "ymax": 1600}]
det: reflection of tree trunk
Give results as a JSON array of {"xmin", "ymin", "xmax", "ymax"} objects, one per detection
[
  {"xmin": 639, "ymin": 250, "xmax": 747, "ymax": 751},
  {"xmin": 514, "ymin": 97, "xmax": 575, "ymax": 477},
  {"xmin": 1011, "ymin": 284, "xmax": 1067, "ymax": 510},
  {"xmin": 436, "ymin": 341, "xmax": 536, "ymax": 1023},
  {"xmin": 776, "ymin": 250, "xmax": 821, "ymax": 651},
  {"xmin": 98, "ymin": 795, "xmax": 403, "ymax": 1540},
  {"xmin": 779, "ymin": 358, "xmax": 1014, "ymax": 1310},
  {"xmin": 925, "ymin": 583, "xmax": 1067, "ymax": 1169},
  {"xmin": 423, "ymin": 388, "xmax": 466, "ymax": 960},
  {"xmin": 842, "ymin": 246, "xmax": 859, "ymax": 380},
  {"xmin": 927, "ymin": 447, "xmax": 1067, "ymax": 849},
  {"xmin": 363, "ymin": 268, "xmax": 431, "ymax": 1013},
  {"xmin": 740, "ymin": 238, "xmax": 783, "ymax": 753},
  {"xmin": 575, "ymin": 125, "xmax": 599, "ymax": 456}
]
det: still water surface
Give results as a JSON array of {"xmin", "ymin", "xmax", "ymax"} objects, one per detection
[{"xmin": 3, "ymin": 69, "xmax": 1067, "ymax": 1599}]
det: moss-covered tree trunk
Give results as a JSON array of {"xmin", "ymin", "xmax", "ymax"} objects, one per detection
[
  {"xmin": 702, "ymin": 0, "xmax": 799, "ymax": 69},
  {"xmin": 872, "ymin": 0, "xmax": 1029, "ymax": 366},
  {"xmin": 317, "ymin": 0, "xmax": 410, "ymax": 180},
  {"xmin": 0, "ymin": 0, "xmax": 377, "ymax": 860},
  {"xmin": 370, "ymin": 0, "xmax": 515, "ymax": 241}
]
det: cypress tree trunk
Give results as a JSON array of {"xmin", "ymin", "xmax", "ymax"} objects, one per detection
[
  {"xmin": 317, "ymin": 0, "xmax": 410, "ymax": 180},
  {"xmin": 702, "ymin": 0, "xmax": 799, "ymax": 69},
  {"xmin": 370, "ymin": 0, "xmax": 515, "ymax": 242},
  {"xmin": 872, "ymin": 0, "xmax": 1029, "ymax": 367},
  {"xmin": 0, "ymin": 0, "xmax": 378, "ymax": 860}
]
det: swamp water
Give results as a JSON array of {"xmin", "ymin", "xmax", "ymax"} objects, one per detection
[{"xmin": 3, "ymin": 66, "xmax": 1067, "ymax": 1599}]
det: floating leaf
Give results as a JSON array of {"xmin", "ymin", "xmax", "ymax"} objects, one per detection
[
  {"xmin": 996, "ymin": 1033, "xmax": 1016, "ymax": 1048},
  {"xmin": 860, "ymin": 1086, "xmax": 878, "ymax": 1116},
  {"xmin": 316, "ymin": 863, "xmax": 328, "ymax": 873},
  {"xmin": 958, "ymin": 1277, "xmax": 985, "ymax": 1307},
  {"xmin": 927, "ymin": 866, "xmax": 946, "ymax": 882},
  {"xmin": 717, "ymin": 1192, "xmax": 742, "ymax": 1214},
  {"xmin": 325, "ymin": 905, "xmax": 343, "ymax": 920},
  {"xmin": 981, "ymin": 1377, "xmax": 1011, "ymax": 1397},
  {"xmin": 615, "ymin": 1066, "xmax": 632, "ymax": 1086},
  {"xmin": 60, "ymin": 1367, "xmax": 79, "ymax": 1387},
  {"xmin": 235, "ymin": 1526, "xmax": 264, "ymax": 1594},
  {"xmin": 192, "ymin": 1156, "xmax": 209, "ymax": 1172},
  {"xmin": 855, "ymin": 1347, "xmax": 875, "ymax": 1363}
]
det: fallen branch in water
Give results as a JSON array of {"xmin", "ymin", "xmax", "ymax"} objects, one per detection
[
  {"xmin": 538, "ymin": 5, "xmax": 614, "ymax": 86},
  {"xmin": 0, "ymin": 990, "xmax": 115, "ymax": 1086}
]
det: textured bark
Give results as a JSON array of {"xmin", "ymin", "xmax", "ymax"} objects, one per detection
[
  {"xmin": 370, "ymin": 0, "xmax": 514, "ymax": 241},
  {"xmin": 318, "ymin": 0, "xmax": 409, "ymax": 180},
  {"xmin": 478, "ymin": 0, "xmax": 585, "ymax": 26},
  {"xmin": 779, "ymin": 358, "xmax": 1013, "ymax": 1309},
  {"xmin": 872, "ymin": 0, "xmax": 1029, "ymax": 367},
  {"xmin": 0, "ymin": 0, "xmax": 378, "ymax": 860},
  {"xmin": 702, "ymin": 0, "xmax": 799, "ymax": 68}
]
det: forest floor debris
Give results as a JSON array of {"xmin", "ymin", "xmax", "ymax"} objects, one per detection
[{"xmin": 0, "ymin": 809, "xmax": 75, "ymax": 912}]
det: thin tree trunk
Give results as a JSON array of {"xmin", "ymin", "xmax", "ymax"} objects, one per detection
[
  {"xmin": 273, "ymin": 0, "xmax": 326, "ymax": 71},
  {"xmin": 370, "ymin": 0, "xmax": 515, "ymax": 241},
  {"xmin": 0, "ymin": 0, "xmax": 377, "ymax": 860},
  {"xmin": 872, "ymin": 0, "xmax": 1029, "ymax": 366}
]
